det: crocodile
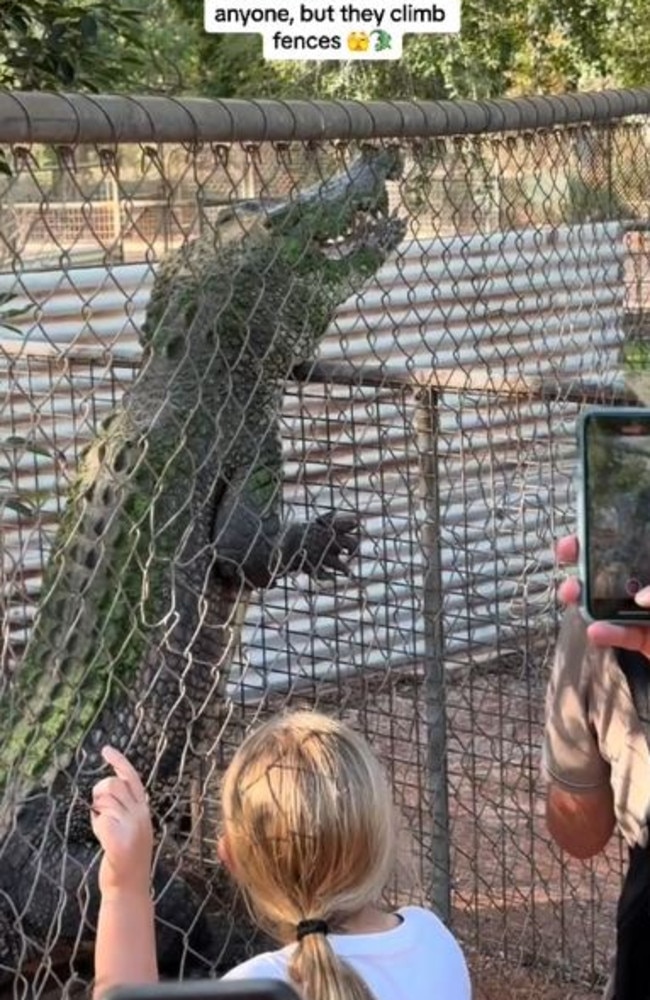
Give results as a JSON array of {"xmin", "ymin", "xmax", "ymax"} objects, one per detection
[{"xmin": 0, "ymin": 147, "xmax": 405, "ymax": 987}]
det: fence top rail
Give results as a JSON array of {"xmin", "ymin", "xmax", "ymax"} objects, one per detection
[{"xmin": 1, "ymin": 87, "xmax": 650, "ymax": 146}]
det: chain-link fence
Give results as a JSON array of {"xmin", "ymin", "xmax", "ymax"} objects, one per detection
[{"xmin": 1, "ymin": 88, "xmax": 650, "ymax": 999}]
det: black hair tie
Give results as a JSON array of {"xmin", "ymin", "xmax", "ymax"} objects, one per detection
[{"xmin": 296, "ymin": 919, "xmax": 329, "ymax": 941}]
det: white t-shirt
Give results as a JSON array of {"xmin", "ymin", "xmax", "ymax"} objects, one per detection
[{"xmin": 221, "ymin": 905, "xmax": 472, "ymax": 1000}]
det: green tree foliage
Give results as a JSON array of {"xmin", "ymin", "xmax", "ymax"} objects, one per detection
[
  {"xmin": 1, "ymin": 0, "xmax": 648, "ymax": 100},
  {"xmin": 161, "ymin": 0, "xmax": 650, "ymax": 100},
  {"xmin": 162, "ymin": 0, "xmax": 278, "ymax": 97},
  {"xmin": 0, "ymin": 0, "xmax": 148, "ymax": 91},
  {"xmin": 93, "ymin": 0, "xmax": 200, "ymax": 95}
]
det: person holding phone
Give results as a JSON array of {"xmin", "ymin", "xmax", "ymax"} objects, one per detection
[
  {"xmin": 90, "ymin": 711, "xmax": 471, "ymax": 1000},
  {"xmin": 544, "ymin": 533, "xmax": 650, "ymax": 1000}
]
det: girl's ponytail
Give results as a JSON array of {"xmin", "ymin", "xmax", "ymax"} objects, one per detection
[
  {"xmin": 288, "ymin": 924, "xmax": 376, "ymax": 1000},
  {"xmin": 221, "ymin": 711, "xmax": 398, "ymax": 1000}
]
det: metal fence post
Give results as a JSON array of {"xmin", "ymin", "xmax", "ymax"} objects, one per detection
[{"xmin": 416, "ymin": 386, "xmax": 451, "ymax": 924}]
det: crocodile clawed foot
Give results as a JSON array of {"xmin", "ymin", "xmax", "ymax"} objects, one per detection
[{"xmin": 290, "ymin": 512, "xmax": 361, "ymax": 582}]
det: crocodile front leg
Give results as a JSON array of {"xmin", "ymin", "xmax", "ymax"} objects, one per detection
[{"xmin": 212, "ymin": 461, "xmax": 359, "ymax": 589}]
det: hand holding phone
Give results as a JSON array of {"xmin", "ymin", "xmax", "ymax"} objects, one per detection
[
  {"xmin": 578, "ymin": 407, "xmax": 650, "ymax": 624},
  {"xmin": 555, "ymin": 533, "xmax": 650, "ymax": 665}
]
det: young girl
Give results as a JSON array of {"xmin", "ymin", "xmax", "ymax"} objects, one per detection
[{"xmin": 91, "ymin": 711, "xmax": 471, "ymax": 1000}]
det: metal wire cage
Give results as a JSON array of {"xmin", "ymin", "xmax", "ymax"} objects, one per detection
[{"xmin": 0, "ymin": 88, "xmax": 650, "ymax": 999}]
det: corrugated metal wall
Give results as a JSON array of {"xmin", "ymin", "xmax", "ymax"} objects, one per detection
[{"xmin": 0, "ymin": 222, "xmax": 626, "ymax": 695}]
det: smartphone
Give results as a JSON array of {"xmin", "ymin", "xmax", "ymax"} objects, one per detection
[
  {"xmin": 103, "ymin": 981, "xmax": 300, "ymax": 1000},
  {"xmin": 578, "ymin": 406, "xmax": 650, "ymax": 622}
]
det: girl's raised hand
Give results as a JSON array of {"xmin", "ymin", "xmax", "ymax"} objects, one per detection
[{"xmin": 90, "ymin": 746, "xmax": 153, "ymax": 898}]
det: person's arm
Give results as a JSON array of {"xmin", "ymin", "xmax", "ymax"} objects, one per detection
[
  {"xmin": 90, "ymin": 747, "xmax": 159, "ymax": 999},
  {"xmin": 94, "ymin": 890, "xmax": 157, "ymax": 998},
  {"xmin": 545, "ymin": 535, "xmax": 650, "ymax": 856},
  {"xmin": 543, "ymin": 605, "xmax": 616, "ymax": 858}
]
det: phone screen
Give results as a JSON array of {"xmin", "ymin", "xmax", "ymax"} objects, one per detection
[{"xmin": 582, "ymin": 409, "xmax": 650, "ymax": 621}]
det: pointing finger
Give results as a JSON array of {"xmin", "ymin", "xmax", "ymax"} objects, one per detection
[{"xmin": 101, "ymin": 747, "xmax": 147, "ymax": 804}]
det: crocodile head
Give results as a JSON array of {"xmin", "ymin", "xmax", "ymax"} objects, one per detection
[
  {"xmin": 141, "ymin": 147, "xmax": 406, "ymax": 382},
  {"xmin": 262, "ymin": 146, "xmax": 405, "ymax": 266},
  {"xmin": 212, "ymin": 146, "xmax": 404, "ymax": 269}
]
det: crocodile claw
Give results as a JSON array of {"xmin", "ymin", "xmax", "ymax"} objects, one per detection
[{"xmin": 287, "ymin": 512, "xmax": 361, "ymax": 581}]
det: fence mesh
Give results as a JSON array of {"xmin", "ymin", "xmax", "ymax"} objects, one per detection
[{"xmin": 1, "ymin": 90, "xmax": 650, "ymax": 999}]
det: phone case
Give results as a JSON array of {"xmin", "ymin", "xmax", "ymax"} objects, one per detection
[
  {"xmin": 103, "ymin": 980, "xmax": 301, "ymax": 1000},
  {"xmin": 576, "ymin": 405, "xmax": 650, "ymax": 624},
  {"xmin": 575, "ymin": 408, "xmax": 590, "ymax": 623}
]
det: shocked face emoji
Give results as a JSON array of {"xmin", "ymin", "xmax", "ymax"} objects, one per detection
[{"xmin": 347, "ymin": 31, "xmax": 370, "ymax": 52}]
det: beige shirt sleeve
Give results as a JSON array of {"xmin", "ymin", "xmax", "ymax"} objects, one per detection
[
  {"xmin": 543, "ymin": 606, "xmax": 612, "ymax": 791},
  {"xmin": 543, "ymin": 606, "xmax": 650, "ymax": 847}
]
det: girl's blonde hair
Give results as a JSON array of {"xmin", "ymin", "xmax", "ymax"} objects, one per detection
[{"xmin": 220, "ymin": 710, "xmax": 397, "ymax": 1000}]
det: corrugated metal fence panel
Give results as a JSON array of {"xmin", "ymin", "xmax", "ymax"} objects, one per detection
[
  {"xmin": 0, "ymin": 222, "xmax": 626, "ymax": 694},
  {"xmin": 0, "ymin": 263, "xmax": 152, "ymax": 358},
  {"xmin": 326, "ymin": 221, "xmax": 625, "ymax": 380},
  {"xmin": 239, "ymin": 391, "xmax": 580, "ymax": 696}
]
